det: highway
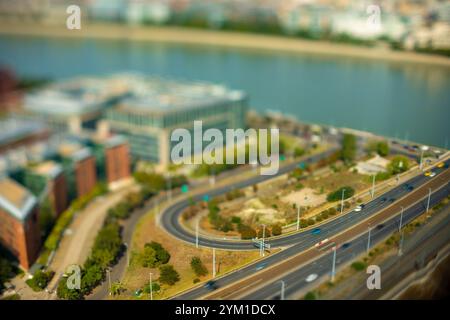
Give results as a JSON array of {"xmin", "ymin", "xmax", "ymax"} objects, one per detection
[
  {"xmin": 172, "ymin": 159, "xmax": 449, "ymax": 300},
  {"xmin": 242, "ymin": 179, "xmax": 450, "ymax": 300}
]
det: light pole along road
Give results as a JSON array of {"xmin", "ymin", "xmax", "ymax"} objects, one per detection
[{"xmin": 169, "ymin": 159, "xmax": 449, "ymax": 300}]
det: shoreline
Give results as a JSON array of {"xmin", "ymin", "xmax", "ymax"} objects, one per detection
[{"xmin": 1, "ymin": 22, "xmax": 450, "ymax": 67}]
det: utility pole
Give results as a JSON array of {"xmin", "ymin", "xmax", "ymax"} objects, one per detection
[
  {"xmin": 366, "ymin": 226, "xmax": 371, "ymax": 255},
  {"xmin": 399, "ymin": 207, "xmax": 404, "ymax": 232},
  {"xmin": 426, "ymin": 188, "xmax": 431, "ymax": 212},
  {"xmin": 296, "ymin": 206, "xmax": 301, "ymax": 231},
  {"xmin": 340, "ymin": 189, "xmax": 345, "ymax": 214},
  {"xmin": 212, "ymin": 248, "xmax": 216, "ymax": 278},
  {"xmin": 262, "ymin": 224, "xmax": 266, "ymax": 257},
  {"xmin": 398, "ymin": 230, "xmax": 404, "ymax": 257},
  {"xmin": 280, "ymin": 280, "xmax": 285, "ymax": 300},
  {"xmin": 149, "ymin": 272, "xmax": 153, "ymax": 300},
  {"xmin": 331, "ymin": 246, "xmax": 337, "ymax": 282},
  {"xmin": 195, "ymin": 219, "xmax": 199, "ymax": 249},
  {"xmin": 419, "ymin": 146, "xmax": 429, "ymax": 170},
  {"xmin": 107, "ymin": 269, "xmax": 112, "ymax": 296},
  {"xmin": 371, "ymin": 175, "xmax": 375, "ymax": 199}
]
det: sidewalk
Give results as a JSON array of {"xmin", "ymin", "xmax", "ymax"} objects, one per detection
[{"xmin": 46, "ymin": 184, "xmax": 138, "ymax": 296}]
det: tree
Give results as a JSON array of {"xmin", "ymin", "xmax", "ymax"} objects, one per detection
[
  {"xmin": 239, "ymin": 225, "xmax": 256, "ymax": 240},
  {"xmin": 190, "ymin": 257, "xmax": 208, "ymax": 277},
  {"xmin": 159, "ymin": 265, "xmax": 180, "ymax": 285},
  {"xmin": 57, "ymin": 277, "xmax": 83, "ymax": 300},
  {"xmin": 257, "ymin": 227, "xmax": 271, "ymax": 238},
  {"xmin": 388, "ymin": 156, "xmax": 410, "ymax": 174},
  {"xmin": 271, "ymin": 224, "xmax": 282, "ymax": 236},
  {"xmin": 111, "ymin": 281, "xmax": 125, "ymax": 296},
  {"xmin": 81, "ymin": 264, "xmax": 104, "ymax": 295},
  {"xmin": 341, "ymin": 134, "xmax": 356, "ymax": 164},
  {"xmin": 145, "ymin": 242, "xmax": 170, "ymax": 265},
  {"xmin": 0, "ymin": 257, "xmax": 13, "ymax": 292},
  {"xmin": 140, "ymin": 246, "xmax": 158, "ymax": 268},
  {"xmin": 294, "ymin": 147, "xmax": 305, "ymax": 157},
  {"xmin": 143, "ymin": 281, "xmax": 160, "ymax": 294},
  {"xmin": 26, "ymin": 269, "xmax": 55, "ymax": 292},
  {"xmin": 327, "ymin": 186, "xmax": 355, "ymax": 202},
  {"xmin": 376, "ymin": 141, "xmax": 389, "ymax": 156}
]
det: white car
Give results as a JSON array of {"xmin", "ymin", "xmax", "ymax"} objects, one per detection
[
  {"xmin": 429, "ymin": 171, "xmax": 436, "ymax": 177},
  {"xmin": 306, "ymin": 274, "xmax": 318, "ymax": 282},
  {"xmin": 314, "ymin": 238, "xmax": 329, "ymax": 248},
  {"xmin": 354, "ymin": 204, "xmax": 365, "ymax": 212}
]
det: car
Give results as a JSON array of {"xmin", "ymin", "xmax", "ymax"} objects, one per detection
[
  {"xmin": 380, "ymin": 197, "xmax": 387, "ymax": 203},
  {"xmin": 305, "ymin": 274, "xmax": 318, "ymax": 282},
  {"xmin": 204, "ymin": 281, "xmax": 218, "ymax": 291},
  {"xmin": 255, "ymin": 262, "xmax": 268, "ymax": 271},
  {"xmin": 311, "ymin": 228, "xmax": 321, "ymax": 235},
  {"xmin": 134, "ymin": 289, "xmax": 143, "ymax": 297},
  {"xmin": 437, "ymin": 162, "xmax": 445, "ymax": 168},
  {"xmin": 376, "ymin": 224, "xmax": 385, "ymax": 230},
  {"xmin": 341, "ymin": 242, "xmax": 351, "ymax": 249},
  {"xmin": 425, "ymin": 171, "xmax": 436, "ymax": 177},
  {"xmin": 314, "ymin": 238, "xmax": 329, "ymax": 248},
  {"xmin": 403, "ymin": 184, "xmax": 414, "ymax": 191},
  {"xmin": 354, "ymin": 204, "xmax": 365, "ymax": 212}
]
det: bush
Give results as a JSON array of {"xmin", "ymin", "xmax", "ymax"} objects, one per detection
[
  {"xmin": 239, "ymin": 225, "xmax": 257, "ymax": 240},
  {"xmin": 0, "ymin": 257, "xmax": 13, "ymax": 292},
  {"xmin": 191, "ymin": 257, "xmax": 208, "ymax": 277},
  {"xmin": 26, "ymin": 270, "xmax": 55, "ymax": 292},
  {"xmin": 159, "ymin": 265, "xmax": 180, "ymax": 285},
  {"xmin": 327, "ymin": 186, "xmax": 355, "ymax": 202},
  {"xmin": 300, "ymin": 219, "xmax": 309, "ymax": 228},
  {"xmin": 271, "ymin": 224, "xmax": 282, "ymax": 236},
  {"xmin": 304, "ymin": 291, "xmax": 316, "ymax": 300},
  {"xmin": 307, "ymin": 219, "xmax": 315, "ymax": 226},
  {"xmin": 231, "ymin": 216, "xmax": 241, "ymax": 224},
  {"xmin": 143, "ymin": 281, "xmax": 160, "ymax": 294},
  {"xmin": 144, "ymin": 242, "xmax": 170, "ymax": 265},
  {"xmin": 140, "ymin": 246, "xmax": 158, "ymax": 268},
  {"xmin": 351, "ymin": 261, "xmax": 366, "ymax": 271},
  {"xmin": 193, "ymin": 278, "xmax": 200, "ymax": 284},
  {"xmin": 257, "ymin": 228, "xmax": 271, "ymax": 238},
  {"xmin": 57, "ymin": 276, "xmax": 84, "ymax": 300},
  {"xmin": 328, "ymin": 208, "xmax": 337, "ymax": 216}
]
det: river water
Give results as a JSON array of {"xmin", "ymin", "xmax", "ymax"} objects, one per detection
[{"xmin": 0, "ymin": 35, "xmax": 449, "ymax": 147}]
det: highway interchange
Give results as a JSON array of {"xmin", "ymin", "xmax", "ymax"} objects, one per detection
[{"xmin": 166, "ymin": 157, "xmax": 450, "ymax": 300}]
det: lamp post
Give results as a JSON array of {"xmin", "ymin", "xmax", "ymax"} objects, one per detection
[
  {"xmin": 419, "ymin": 145, "xmax": 429, "ymax": 171},
  {"xmin": 149, "ymin": 272, "xmax": 153, "ymax": 300},
  {"xmin": 296, "ymin": 206, "xmax": 301, "ymax": 231}
]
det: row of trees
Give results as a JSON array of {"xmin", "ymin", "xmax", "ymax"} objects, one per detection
[{"xmin": 57, "ymin": 222, "xmax": 123, "ymax": 300}]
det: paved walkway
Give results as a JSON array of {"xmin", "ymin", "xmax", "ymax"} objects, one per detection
[{"xmin": 46, "ymin": 184, "xmax": 138, "ymax": 296}]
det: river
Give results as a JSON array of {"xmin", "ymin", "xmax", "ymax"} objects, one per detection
[{"xmin": 0, "ymin": 35, "xmax": 449, "ymax": 148}]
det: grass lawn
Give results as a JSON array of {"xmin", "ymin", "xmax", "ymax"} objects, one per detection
[{"xmin": 117, "ymin": 206, "xmax": 263, "ymax": 300}]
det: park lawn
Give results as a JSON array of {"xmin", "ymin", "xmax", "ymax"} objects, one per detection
[
  {"xmin": 117, "ymin": 207, "xmax": 263, "ymax": 300},
  {"xmin": 303, "ymin": 170, "xmax": 370, "ymax": 195}
]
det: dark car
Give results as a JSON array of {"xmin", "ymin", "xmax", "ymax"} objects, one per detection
[
  {"xmin": 380, "ymin": 197, "xmax": 387, "ymax": 203},
  {"xmin": 204, "ymin": 281, "xmax": 218, "ymax": 291},
  {"xmin": 311, "ymin": 228, "xmax": 321, "ymax": 235},
  {"xmin": 403, "ymin": 184, "xmax": 414, "ymax": 191},
  {"xmin": 342, "ymin": 243, "xmax": 351, "ymax": 249},
  {"xmin": 376, "ymin": 224, "xmax": 385, "ymax": 230}
]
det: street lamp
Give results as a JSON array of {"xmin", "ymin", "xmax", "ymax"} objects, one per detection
[
  {"xmin": 149, "ymin": 272, "xmax": 153, "ymax": 301},
  {"xmin": 419, "ymin": 145, "xmax": 429, "ymax": 170},
  {"xmin": 280, "ymin": 280, "xmax": 285, "ymax": 300}
]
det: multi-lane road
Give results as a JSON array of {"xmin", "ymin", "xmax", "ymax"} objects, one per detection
[{"xmin": 170, "ymin": 158, "xmax": 449, "ymax": 299}]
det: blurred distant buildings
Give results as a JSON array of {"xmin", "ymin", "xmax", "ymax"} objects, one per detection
[{"xmin": 0, "ymin": 0, "xmax": 448, "ymax": 51}]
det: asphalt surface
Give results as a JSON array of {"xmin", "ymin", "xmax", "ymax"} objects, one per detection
[
  {"xmin": 243, "ymin": 180, "xmax": 450, "ymax": 300},
  {"xmin": 172, "ymin": 159, "xmax": 449, "ymax": 300},
  {"xmin": 163, "ymin": 158, "xmax": 449, "ymax": 251}
]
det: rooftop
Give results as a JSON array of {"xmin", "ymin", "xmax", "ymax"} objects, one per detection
[
  {"xmin": 112, "ymin": 73, "xmax": 246, "ymax": 114},
  {"xmin": 29, "ymin": 161, "xmax": 63, "ymax": 179},
  {"xmin": 24, "ymin": 75, "xmax": 129, "ymax": 117},
  {"xmin": 0, "ymin": 177, "xmax": 37, "ymax": 221},
  {"xmin": 0, "ymin": 118, "xmax": 48, "ymax": 147}
]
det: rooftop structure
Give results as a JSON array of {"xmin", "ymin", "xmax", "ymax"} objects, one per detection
[
  {"xmin": 0, "ymin": 177, "xmax": 37, "ymax": 221},
  {"xmin": 105, "ymin": 74, "xmax": 248, "ymax": 166}
]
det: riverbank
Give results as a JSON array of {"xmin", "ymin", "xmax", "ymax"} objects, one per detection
[{"xmin": 1, "ymin": 22, "xmax": 450, "ymax": 68}]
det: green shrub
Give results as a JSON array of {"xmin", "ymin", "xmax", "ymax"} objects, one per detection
[
  {"xmin": 327, "ymin": 186, "xmax": 355, "ymax": 202},
  {"xmin": 159, "ymin": 265, "xmax": 180, "ymax": 285},
  {"xmin": 26, "ymin": 270, "xmax": 55, "ymax": 292},
  {"xmin": 143, "ymin": 281, "xmax": 160, "ymax": 293},
  {"xmin": 351, "ymin": 261, "xmax": 366, "ymax": 271},
  {"xmin": 304, "ymin": 291, "xmax": 316, "ymax": 300},
  {"xmin": 191, "ymin": 257, "xmax": 208, "ymax": 277},
  {"xmin": 144, "ymin": 242, "xmax": 170, "ymax": 265},
  {"xmin": 271, "ymin": 224, "xmax": 282, "ymax": 236},
  {"xmin": 239, "ymin": 225, "xmax": 256, "ymax": 240}
]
